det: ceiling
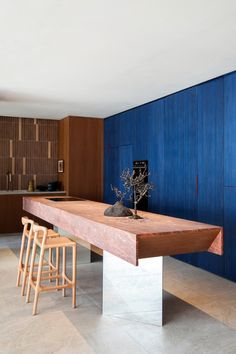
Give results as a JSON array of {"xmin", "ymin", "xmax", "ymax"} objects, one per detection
[{"xmin": 0, "ymin": 0, "xmax": 236, "ymax": 120}]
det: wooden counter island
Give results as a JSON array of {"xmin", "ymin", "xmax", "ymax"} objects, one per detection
[{"xmin": 23, "ymin": 196, "xmax": 223, "ymax": 326}]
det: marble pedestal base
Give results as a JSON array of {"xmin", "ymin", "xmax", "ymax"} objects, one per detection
[
  {"xmin": 103, "ymin": 252, "xmax": 163, "ymax": 326},
  {"xmin": 54, "ymin": 227, "xmax": 163, "ymax": 326}
]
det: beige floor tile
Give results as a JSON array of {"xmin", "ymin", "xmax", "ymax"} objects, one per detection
[{"xmin": 1, "ymin": 236, "xmax": 236, "ymax": 354}]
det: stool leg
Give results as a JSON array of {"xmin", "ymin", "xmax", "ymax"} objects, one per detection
[
  {"xmin": 16, "ymin": 232, "xmax": 26, "ymax": 287},
  {"xmin": 72, "ymin": 245, "xmax": 77, "ymax": 308},
  {"xmin": 56, "ymin": 247, "xmax": 60, "ymax": 288},
  {"xmin": 21, "ymin": 237, "xmax": 32, "ymax": 296},
  {"xmin": 48, "ymin": 248, "xmax": 52, "ymax": 283},
  {"xmin": 62, "ymin": 247, "xmax": 66, "ymax": 297},
  {"xmin": 33, "ymin": 247, "xmax": 44, "ymax": 316},
  {"xmin": 26, "ymin": 240, "xmax": 37, "ymax": 304}
]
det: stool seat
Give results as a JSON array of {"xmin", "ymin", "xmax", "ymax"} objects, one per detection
[
  {"xmin": 35, "ymin": 236, "xmax": 75, "ymax": 249},
  {"xmin": 25, "ymin": 228, "xmax": 58, "ymax": 239}
]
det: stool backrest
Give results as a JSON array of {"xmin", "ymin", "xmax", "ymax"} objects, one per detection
[
  {"xmin": 21, "ymin": 216, "xmax": 34, "ymax": 238},
  {"xmin": 32, "ymin": 224, "xmax": 48, "ymax": 247}
]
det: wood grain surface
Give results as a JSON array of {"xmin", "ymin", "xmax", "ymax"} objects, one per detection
[{"xmin": 23, "ymin": 196, "xmax": 223, "ymax": 266}]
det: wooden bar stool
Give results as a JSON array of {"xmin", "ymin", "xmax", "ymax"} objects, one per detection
[
  {"xmin": 16, "ymin": 217, "xmax": 59, "ymax": 296},
  {"xmin": 26, "ymin": 224, "xmax": 77, "ymax": 315}
]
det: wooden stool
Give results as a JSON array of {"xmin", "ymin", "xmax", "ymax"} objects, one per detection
[
  {"xmin": 26, "ymin": 224, "xmax": 77, "ymax": 315},
  {"xmin": 16, "ymin": 217, "xmax": 59, "ymax": 296}
]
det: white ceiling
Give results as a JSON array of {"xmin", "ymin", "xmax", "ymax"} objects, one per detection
[{"xmin": 0, "ymin": 0, "xmax": 236, "ymax": 120}]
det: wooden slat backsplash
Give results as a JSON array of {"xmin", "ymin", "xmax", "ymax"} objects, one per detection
[{"xmin": 0, "ymin": 116, "xmax": 59, "ymax": 190}]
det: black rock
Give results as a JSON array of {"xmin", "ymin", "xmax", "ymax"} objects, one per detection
[{"xmin": 104, "ymin": 201, "xmax": 133, "ymax": 217}]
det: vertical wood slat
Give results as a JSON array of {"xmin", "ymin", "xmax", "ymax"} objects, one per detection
[
  {"xmin": 19, "ymin": 118, "xmax": 22, "ymax": 141},
  {"xmin": 9, "ymin": 140, "xmax": 13, "ymax": 158},
  {"xmin": 48, "ymin": 141, "xmax": 51, "ymax": 159},
  {"xmin": 0, "ymin": 116, "xmax": 59, "ymax": 190}
]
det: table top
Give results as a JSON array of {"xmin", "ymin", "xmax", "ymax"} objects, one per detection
[{"xmin": 23, "ymin": 196, "xmax": 223, "ymax": 265}]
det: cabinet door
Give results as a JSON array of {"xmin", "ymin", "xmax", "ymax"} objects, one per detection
[
  {"xmin": 104, "ymin": 146, "xmax": 119, "ymax": 204},
  {"xmin": 162, "ymin": 88, "xmax": 198, "ymax": 264},
  {"xmin": 224, "ymin": 72, "xmax": 236, "ymax": 281},
  {"xmin": 224, "ymin": 71, "xmax": 236, "ymax": 186},
  {"xmin": 133, "ymin": 105, "xmax": 149, "ymax": 161},
  {"xmin": 104, "ymin": 145, "xmax": 133, "ymax": 205},
  {"xmin": 147, "ymin": 100, "xmax": 165, "ymax": 213},
  {"xmin": 224, "ymin": 187, "xmax": 236, "ymax": 281},
  {"xmin": 162, "ymin": 88, "xmax": 198, "ymax": 220},
  {"xmin": 195, "ymin": 78, "xmax": 224, "ymax": 276},
  {"xmin": 118, "ymin": 145, "xmax": 133, "ymax": 208}
]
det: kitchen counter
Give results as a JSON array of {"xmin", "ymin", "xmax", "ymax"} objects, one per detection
[
  {"xmin": 0, "ymin": 190, "xmax": 66, "ymax": 195},
  {"xmin": 23, "ymin": 196, "xmax": 223, "ymax": 265},
  {"xmin": 23, "ymin": 195, "xmax": 223, "ymax": 326}
]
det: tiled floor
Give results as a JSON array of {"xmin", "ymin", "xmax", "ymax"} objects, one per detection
[{"xmin": 0, "ymin": 235, "xmax": 236, "ymax": 354}]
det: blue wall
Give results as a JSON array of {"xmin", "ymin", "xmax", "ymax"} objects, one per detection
[{"xmin": 104, "ymin": 70, "xmax": 236, "ymax": 282}]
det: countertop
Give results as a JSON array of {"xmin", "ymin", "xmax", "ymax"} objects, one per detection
[
  {"xmin": 23, "ymin": 196, "xmax": 223, "ymax": 265},
  {"xmin": 0, "ymin": 190, "xmax": 66, "ymax": 196}
]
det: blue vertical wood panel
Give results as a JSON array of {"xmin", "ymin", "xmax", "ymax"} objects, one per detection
[
  {"xmin": 104, "ymin": 70, "xmax": 236, "ymax": 283},
  {"xmin": 104, "ymin": 115, "xmax": 120, "ymax": 148},
  {"xmin": 119, "ymin": 111, "xmax": 136, "ymax": 146},
  {"xmin": 223, "ymin": 72, "xmax": 236, "ymax": 281},
  {"xmin": 162, "ymin": 88, "xmax": 198, "ymax": 221},
  {"xmin": 133, "ymin": 105, "xmax": 149, "ymax": 161},
  {"xmin": 224, "ymin": 187, "xmax": 236, "ymax": 281},
  {"xmin": 104, "ymin": 146, "xmax": 119, "ymax": 204},
  {"xmin": 118, "ymin": 145, "xmax": 133, "ymax": 208},
  {"xmin": 224, "ymin": 72, "xmax": 236, "ymax": 186},
  {"xmin": 147, "ymin": 100, "xmax": 165, "ymax": 213},
  {"xmin": 195, "ymin": 78, "xmax": 224, "ymax": 276}
]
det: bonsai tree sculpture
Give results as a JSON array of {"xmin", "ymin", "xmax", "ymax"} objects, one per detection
[
  {"xmin": 120, "ymin": 168, "xmax": 154, "ymax": 219},
  {"xmin": 104, "ymin": 168, "xmax": 154, "ymax": 218},
  {"xmin": 110, "ymin": 185, "xmax": 126, "ymax": 203}
]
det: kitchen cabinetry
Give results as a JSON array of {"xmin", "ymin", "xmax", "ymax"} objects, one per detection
[
  {"xmin": 0, "ymin": 192, "xmax": 65, "ymax": 233},
  {"xmin": 58, "ymin": 116, "xmax": 103, "ymax": 201},
  {"xmin": 104, "ymin": 71, "xmax": 236, "ymax": 281}
]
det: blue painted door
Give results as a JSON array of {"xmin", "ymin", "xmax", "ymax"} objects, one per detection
[
  {"xmin": 147, "ymin": 100, "xmax": 165, "ymax": 213},
  {"xmin": 224, "ymin": 72, "xmax": 236, "ymax": 281},
  {"xmin": 161, "ymin": 88, "xmax": 198, "ymax": 221},
  {"xmin": 104, "ymin": 146, "xmax": 119, "ymax": 204},
  {"xmin": 162, "ymin": 88, "xmax": 198, "ymax": 264},
  {"xmin": 104, "ymin": 144, "xmax": 133, "ymax": 205},
  {"xmin": 195, "ymin": 78, "xmax": 224, "ymax": 276},
  {"xmin": 224, "ymin": 71, "xmax": 236, "ymax": 187},
  {"xmin": 224, "ymin": 187, "xmax": 236, "ymax": 281}
]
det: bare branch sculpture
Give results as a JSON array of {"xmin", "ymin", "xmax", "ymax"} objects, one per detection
[
  {"xmin": 110, "ymin": 184, "xmax": 126, "ymax": 202},
  {"xmin": 120, "ymin": 168, "xmax": 154, "ymax": 219}
]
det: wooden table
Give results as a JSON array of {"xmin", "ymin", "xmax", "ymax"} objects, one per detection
[{"xmin": 23, "ymin": 196, "xmax": 223, "ymax": 326}]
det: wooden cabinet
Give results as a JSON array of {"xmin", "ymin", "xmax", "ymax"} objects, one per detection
[
  {"xmin": 58, "ymin": 116, "xmax": 104, "ymax": 201},
  {"xmin": 0, "ymin": 193, "xmax": 65, "ymax": 234}
]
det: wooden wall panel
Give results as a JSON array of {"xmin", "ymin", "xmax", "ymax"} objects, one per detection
[{"xmin": 59, "ymin": 116, "xmax": 103, "ymax": 201}]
